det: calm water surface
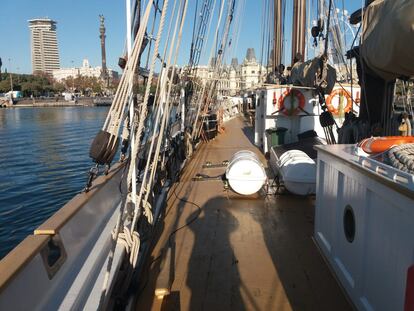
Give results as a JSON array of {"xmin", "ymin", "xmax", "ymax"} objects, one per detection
[{"xmin": 0, "ymin": 107, "xmax": 108, "ymax": 258}]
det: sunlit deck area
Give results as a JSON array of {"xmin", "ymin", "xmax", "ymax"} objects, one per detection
[{"xmin": 133, "ymin": 116, "xmax": 352, "ymax": 311}]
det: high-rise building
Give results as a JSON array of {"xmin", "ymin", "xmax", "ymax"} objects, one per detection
[{"xmin": 28, "ymin": 18, "xmax": 60, "ymax": 75}]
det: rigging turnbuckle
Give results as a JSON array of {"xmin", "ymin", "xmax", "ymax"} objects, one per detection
[{"xmin": 84, "ymin": 163, "xmax": 110, "ymax": 192}]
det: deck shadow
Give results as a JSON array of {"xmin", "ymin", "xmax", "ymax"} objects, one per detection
[
  {"xmin": 241, "ymin": 121, "xmax": 256, "ymax": 145},
  {"xmin": 132, "ymin": 145, "xmax": 210, "ymax": 311},
  {"xmin": 133, "ymin": 117, "xmax": 352, "ymax": 311},
  {"xmin": 248, "ymin": 194, "xmax": 353, "ymax": 311},
  {"xmin": 184, "ymin": 197, "xmax": 247, "ymax": 311}
]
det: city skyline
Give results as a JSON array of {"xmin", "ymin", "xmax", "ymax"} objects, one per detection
[
  {"xmin": 0, "ymin": 1, "xmax": 361, "ymax": 75},
  {"xmin": 0, "ymin": 0, "xmax": 127, "ymax": 75}
]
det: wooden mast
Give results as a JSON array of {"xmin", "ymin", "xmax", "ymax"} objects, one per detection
[
  {"xmin": 291, "ymin": 0, "xmax": 307, "ymax": 64},
  {"xmin": 273, "ymin": 0, "xmax": 283, "ymax": 69}
]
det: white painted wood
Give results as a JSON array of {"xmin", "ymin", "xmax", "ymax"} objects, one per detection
[
  {"xmin": 254, "ymin": 85, "xmax": 361, "ymax": 153},
  {"xmin": 315, "ymin": 145, "xmax": 414, "ymax": 311}
]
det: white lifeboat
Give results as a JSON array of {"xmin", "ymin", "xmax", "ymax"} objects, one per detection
[{"xmin": 277, "ymin": 150, "xmax": 316, "ymax": 195}]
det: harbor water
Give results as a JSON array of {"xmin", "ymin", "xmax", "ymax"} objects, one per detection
[{"xmin": 0, "ymin": 107, "xmax": 109, "ymax": 259}]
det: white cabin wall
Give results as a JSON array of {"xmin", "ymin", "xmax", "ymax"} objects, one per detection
[
  {"xmin": 315, "ymin": 147, "xmax": 414, "ymax": 311},
  {"xmin": 255, "ymin": 84, "xmax": 361, "ymax": 153}
]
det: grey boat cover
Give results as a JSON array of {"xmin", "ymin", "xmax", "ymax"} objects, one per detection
[
  {"xmin": 272, "ymin": 136, "xmax": 326, "ymax": 160},
  {"xmin": 361, "ymin": 0, "xmax": 414, "ymax": 80},
  {"xmin": 290, "ymin": 56, "xmax": 337, "ymax": 94}
]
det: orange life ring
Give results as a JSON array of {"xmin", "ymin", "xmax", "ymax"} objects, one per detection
[
  {"xmin": 358, "ymin": 136, "xmax": 414, "ymax": 154},
  {"xmin": 326, "ymin": 89, "xmax": 353, "ymax": 115},
  {"xmin": 278, "ymin": 89, "xmax": 305, "ymax": 116}
]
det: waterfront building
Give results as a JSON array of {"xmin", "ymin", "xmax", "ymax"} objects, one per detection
[
  {"xmin": 192, "ymin": 65, "xmax": 213, "ymax": 81},
  {"xmin": 239, "ymin": 48, "xmax": 264, "ymax": 90},
  {"xmin": 28, "ymin": 18, "xmax": 60, "ymax": 75},
  {"xmin": 193, "ymin": 48, "xmax": 265, "ymax": 96},
  {"xmin": 52, "ymin": 59, "xmax": 118, "ymax": 82}
]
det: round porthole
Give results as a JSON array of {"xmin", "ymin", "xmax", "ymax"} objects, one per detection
[{"xmin": 343, "ymin": 205, "xmax": 355, "ymax": 243}]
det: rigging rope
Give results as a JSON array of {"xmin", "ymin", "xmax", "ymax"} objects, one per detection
[
  {"xmin": 97, "ymin": 1, "xmax": 167, "ymax": 308},
  {"xmin": 131, "ymin": 0, "xmax": 187, "ymax": 229},
  {"xmin": 144, "ymin": 0, "xmax": 161, "ymax": 70},
  {"xmin": 259, "ymin": 0, "xmax": 268, "ymax": 73},
  {"xmin": 193, "ymin": 0, "xmax": 236, "ymax": 140},
  {"xmin": 140, "ymin": 0, "xmax": 190, "ymax": 226},
  {"xmin": 97, "ymin": 1, "xmax": 251, "ymax": 307},
  {"xmin": 190, "ymin": 0, "xmax": 226, "ymax": 138},
  {"xmin": 88, "ymin": 0, "xmax": 153, "ymax": 172},
  {"xmin": 197, "ymin": 0, "xmax": 218, "ymax": 72},
  {"xmin": 127, "ymin": 0, "xmax": 169, "ymax": 195}
]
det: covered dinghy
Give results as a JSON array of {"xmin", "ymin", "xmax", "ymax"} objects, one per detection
[
  {"xmin": 290, "ymin": 56, "xmax": 337, "ymax": 94},
  {"xmin": 277, "ymin": 150, "xmax": 316, "ymax": 195},
  {"xmin": 361, "ymin": 0, "xmax": 414, "ymax": 80}
]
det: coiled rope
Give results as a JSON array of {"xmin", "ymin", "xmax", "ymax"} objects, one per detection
[{"xmin": 387, "ymin": 143, "xmax": 414, "ymax": 174}]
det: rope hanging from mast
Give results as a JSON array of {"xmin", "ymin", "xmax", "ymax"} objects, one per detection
[
  {"xmin": 191, "ymin": 0, "xmax": 237, "ymax": 140},
  {"xmin": 96, "ymin": 2, "xmax": 158, "ymax": 307},
  {"xmin": 86, "ymin": 0, "xmax": 157, "ymax": 193},
  {"xmin": 190, "ymin": 0, "xmax": 226, "ymax": 138},
  {"xmin": 93, "ymin": 0, "xmax": 247, "ymax": 305}
]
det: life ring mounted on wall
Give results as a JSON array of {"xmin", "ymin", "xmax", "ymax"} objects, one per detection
[
  {"xmin": 326, "ymin": 89, "xmax": 353, "ymax": 115},
  {"xmin": 278, "ymin": 88, "xmax": 305, "ymax": 116}
]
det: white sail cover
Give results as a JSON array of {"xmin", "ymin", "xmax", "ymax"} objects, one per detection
[{"xmin": 361, "ymin": 0, "xmax": 414, "ymax": 80}]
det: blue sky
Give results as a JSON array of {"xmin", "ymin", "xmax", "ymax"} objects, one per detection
[{"xmin": 0, "ymin": 0, "xmax": 360, "ymax": 74}]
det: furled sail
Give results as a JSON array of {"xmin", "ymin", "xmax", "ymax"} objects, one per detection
[{"xmin": 361, "ymin": 0, "xmax": 414, "ymax": 80}]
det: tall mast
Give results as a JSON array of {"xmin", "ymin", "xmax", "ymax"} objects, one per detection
[
  {"xmin": 273, "ymin": 0, "xmax": 283, "ymax": 69},
  {"xmin": 291, "ymin": 0, "xmax": 307, "ymax": 63}
]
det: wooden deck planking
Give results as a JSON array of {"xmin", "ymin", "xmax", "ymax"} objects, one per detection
[{"xmin": 133, "ymin": 117, "xmax": 352, "ymax": 311}]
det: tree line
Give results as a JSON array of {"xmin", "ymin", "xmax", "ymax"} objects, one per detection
[{"xmin": 0, "ymin": 72, "xmax": 119, "ymax": 97}]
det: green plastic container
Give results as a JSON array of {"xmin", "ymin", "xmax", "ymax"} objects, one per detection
[{"xmin": 265, "ymin": 127, "xmax": 287, "ymax": 147}]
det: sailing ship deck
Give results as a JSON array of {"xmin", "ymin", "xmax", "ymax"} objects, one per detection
[{"xmin": 134, "ymin": 116, "xmax": 352, "ymax": 311}]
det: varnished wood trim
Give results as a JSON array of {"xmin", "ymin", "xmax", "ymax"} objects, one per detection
[{"xmin": 34, "ymin": 229, "xmax": 56, "ymax": 235}]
